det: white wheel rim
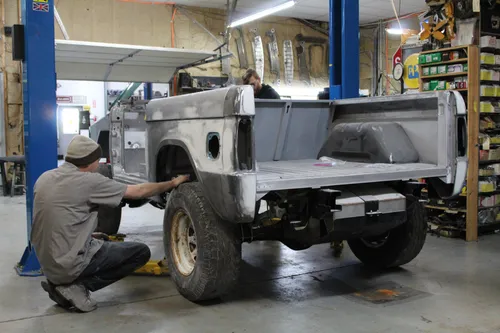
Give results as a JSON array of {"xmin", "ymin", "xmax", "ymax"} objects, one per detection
[{"xmin": 171, "ymin": 210, "xmax": 197, "ymax": 276}]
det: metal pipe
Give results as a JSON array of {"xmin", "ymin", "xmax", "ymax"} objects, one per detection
[
  {"xmin": 176, "ymin": 6, "xmax": 223, "ymax": 46},
  {"xmin": 328, "ymin": 0, "xmax": 336, "ymax": 99},
  {"xmin": 54, "ymin": 7, "xmax": 69, "ymax": 40},
  {"xmin": 371, "ymin": 26, "xmax": 379, "ymax": 96},
  {"xmin": 293, "ymin": 18, "xmax": 328, "ymax": 36},
  {"xmin": 118, "ymin": 0, "xmax": 176, "ymax": 4}
]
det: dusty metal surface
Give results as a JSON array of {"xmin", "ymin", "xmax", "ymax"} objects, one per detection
[
  {"xmin": 146, "ymin": 86, "xmax": 257, "ymax": 223},
  {"xmin": 235, "ymin": 27, "xmax": 249, "ymax": 69},
  {"xmin": 283, "ymin": 40, "xmax": 294, "ymax": 86},
  {"xmin": 250, "ymin": 29, "xmax": 265, "ymax": 81},
  {"xmin": 296, "ymin": 41, "xmax": 311, "ymax": 85},
  {"xmin": 256, "ymin": 160, "xmax": 447, "ymax": 193},
  {"xmin": 266, "ymin": 29, "xmax": 280, "ymax": 85},
  {"xmin": 92, "ymin": 89, "xmax": 466, "ymax": 223}
]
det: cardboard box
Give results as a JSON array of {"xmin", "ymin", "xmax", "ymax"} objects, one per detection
[
  {"xmin": 422, "ymin": 67, "xmax": 430, "ymax": 76},
  {"xmin": 430, "ymin": 66, "xmax": 438, "ymax": 75},
  {"xmin": 438, "ymin": 65, "xmax": 447, "ymax": 74}
]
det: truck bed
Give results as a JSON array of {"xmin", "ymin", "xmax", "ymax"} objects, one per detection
[{"xmin": 256, "ymin": 159, "xmax": 447, "ymax": 193}]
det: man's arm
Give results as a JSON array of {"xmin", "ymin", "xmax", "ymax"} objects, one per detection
[{"xmin": 124, "ymin": 175, "xmax": 189, "ymax": 200}]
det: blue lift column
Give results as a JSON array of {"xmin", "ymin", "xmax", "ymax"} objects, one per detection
[
  {"xmin": 144, "ymin": 83, "xmax": 153, "ymax": 100},
  {"xmin": 329, "ymin": 0, "xmax": 359, "ymax": 100},
  {"xmin": 16, "ymin": 0, "xmax": 57, "ymax": 276}
]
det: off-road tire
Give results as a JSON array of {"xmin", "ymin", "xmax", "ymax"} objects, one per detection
[
  {"xmin": 347, "ymin": 198, "xmax": 426, "ymax": 268},
  {"xmin": 95, "ymin": 164, "xmax": 122, "ymax": 235},
  {"xmin": 164, "ymin": 183, "xmax": 241, "ymax": 302}
]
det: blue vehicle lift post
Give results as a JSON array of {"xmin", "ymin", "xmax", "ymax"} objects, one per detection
[
  {"xmin": 329, "ymin": 0, "xmax": 360, "ymax": 100},
  {"xmin": 144, "ymin": 83, "xmax": 153, "ymax": 100},
  {"xmin": 16, "ymin": 0, "xmax": 57, "ymax": 276}
]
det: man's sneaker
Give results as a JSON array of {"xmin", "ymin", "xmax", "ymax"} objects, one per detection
[
  {"xmin": 55, "ymin": 283, "xmax": 97, "ymax": 312},
  {"xmin": 41, "ymin": 281, "xmax": 72, "ymax": 309}
]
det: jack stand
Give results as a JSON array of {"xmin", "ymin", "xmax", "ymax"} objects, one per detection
[
  {"xmin": 108, "ymin": 234, "xmax": 169, "ymax": 276},
  {"xmin": 15, "ymin": 246, "xmax": 43, "ymax": 276},
  {"xmin": 134, "ymin": 259, "xmax": 169, "ymax": 276}
]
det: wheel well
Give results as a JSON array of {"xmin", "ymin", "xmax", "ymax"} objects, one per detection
[
  {"xmin": 156, "ymin": 145, "xmax": 197, "ymax": 183},
  {"xmin": 97, "ymin": 130, "xmax": 110, "ymax": 159}
]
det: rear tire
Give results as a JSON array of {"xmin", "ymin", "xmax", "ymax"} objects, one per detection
[
  {"xmin": 347, "ymin": 198, "xmax": 426, "ymax": 268},
  {"xmin": 95, "ymin": 164, "xmax": 122, "ymax": 235},
  {"xmin": 164, "ymin": 183, "xmax": 241, "ymax": 302}
]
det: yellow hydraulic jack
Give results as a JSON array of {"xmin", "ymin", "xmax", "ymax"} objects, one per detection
[{"xmin": 108, "ymin": 234, "xmax": 169, "ymax": 276}]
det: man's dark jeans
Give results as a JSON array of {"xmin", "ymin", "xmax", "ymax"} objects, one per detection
[{"xmin": 74, "ymin": 241, "xmax": 151, "ymax": 292}]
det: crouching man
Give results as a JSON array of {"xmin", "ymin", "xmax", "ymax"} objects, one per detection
[{"xmin": 31, "ymin": 135, "xmax": 189, "ymax": 312}]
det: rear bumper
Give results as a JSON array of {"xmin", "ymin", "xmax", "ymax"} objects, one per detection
[{"xmin": 329, "ymin": 211, "xmax": 407, "ymax": 241}]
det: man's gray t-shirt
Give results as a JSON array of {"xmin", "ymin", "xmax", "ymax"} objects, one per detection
[{"xmin": 31, "ymin": 163, "xmax": 127, "ymax": 285}]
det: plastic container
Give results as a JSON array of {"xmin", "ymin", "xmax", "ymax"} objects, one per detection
[
  {"xmin": 481, "ymin": 35, "xmax": 497, "ymax": 48},
  {"xmin": 481, "ymin": 53, "xmax": 496, "ymax": 65},
  {"xmin": 481, "ymin": 101, "xmax": 495, "ymax": 113},
  {"xmin": 448, "ymin": 64, "xmax": 464, "ymax": 73},
  {"xmin": 481, "ymin": 69, "xmax": 494, "ymax": 81},
  {"xmin": 431, "ymin": 53, "xmax": 442, "ymax": 62}
]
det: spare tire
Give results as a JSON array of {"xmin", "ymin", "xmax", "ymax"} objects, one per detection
[
  {"xmin": 347, "ymin": 197, "xmax": 427, "ymax": 268},
  {"xmin": 95, "ymin": 164, "xmax": 122, "ymax": 235}
]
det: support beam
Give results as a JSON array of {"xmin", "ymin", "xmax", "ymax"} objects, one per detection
[
  {"xmin": 144, "ymin": 83, "xmax": 153, "ymax": 100},
  {"xmin": 329, "ymin": 0, "xmax": 359, "ymax": 99},
  {"xmin": 16, "ymin": 0, "xmax": 57, "ymax": 276}
]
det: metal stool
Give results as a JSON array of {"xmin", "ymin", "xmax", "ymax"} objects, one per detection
[{"xmin": 0, "ymin": 155, "xmax": 26, "ymax": 197}]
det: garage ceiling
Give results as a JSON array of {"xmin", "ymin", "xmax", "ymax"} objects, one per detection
[{"xmin": 135, "ymin": 0, "xmax": 427, "ymax": 24}]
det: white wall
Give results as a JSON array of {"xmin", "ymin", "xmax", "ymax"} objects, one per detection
[{"xmin": 57, "ymin": 80, "xmax": 106, "ymax": 119}]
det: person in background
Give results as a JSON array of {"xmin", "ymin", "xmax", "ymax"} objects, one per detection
[{"xmin": 242, "ymin": 68, "xmax": 281, "ymax": 100}]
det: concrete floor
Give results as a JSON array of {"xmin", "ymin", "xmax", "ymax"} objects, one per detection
[{"xmin": 2, "ymin": 196, "xmax": 500, "ymax": 333}]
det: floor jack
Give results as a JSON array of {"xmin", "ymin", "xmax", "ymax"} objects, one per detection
[{"xmin": 108, "ymin": 234, "xmax": 169, "ymax": 276}]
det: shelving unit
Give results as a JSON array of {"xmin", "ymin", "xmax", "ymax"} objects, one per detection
[
  {"xmin": 419, "ymin": 45, "xmax": 481, "ymax": 241},
  {"xmin": 421, "ymin": 72, "xmax": 468, "ymax": 79}
]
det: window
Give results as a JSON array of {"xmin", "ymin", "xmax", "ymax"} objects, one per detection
[{"xmin": 61, "ymin": 108, "xmax": 80, "ymax": 134}]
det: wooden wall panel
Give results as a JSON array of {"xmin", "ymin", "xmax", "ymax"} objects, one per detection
[
  {"xmin": 53, "ymin": 0, "xmax": 330, "ymax": 86},
  {"xmin": 1, "ymin": 0, "xmax": 23, "ymax": 156}
]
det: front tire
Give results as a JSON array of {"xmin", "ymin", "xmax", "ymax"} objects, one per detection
[
  {"xmin": 164, "ymin": 183, "xmax": 241, "ymax": 302},
  {"xmin": 347, "ymin": 198, "xmax": 426, "ymax": 268}
]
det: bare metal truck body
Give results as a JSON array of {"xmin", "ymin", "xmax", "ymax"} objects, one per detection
[{"xmin": 91, "ymin": 86, "xmax": 467, "ymax": 301}]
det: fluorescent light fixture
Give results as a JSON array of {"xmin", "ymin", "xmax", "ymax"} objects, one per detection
[
  {"xmin": 386, "ymin": 28, "xmax": 404, "ymax": 35},
  {"xmin": 229, "ymin": 1, "xmax": 295, "ymax": 28}
]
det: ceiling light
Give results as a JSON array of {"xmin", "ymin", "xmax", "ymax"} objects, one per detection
[
  {"xmin": 228, "ymin": 1, "xmax": 295, "ymax": 28},
  {"xmin": 386, "ymin": 28, "xmax": 404, "ymax": 35}
]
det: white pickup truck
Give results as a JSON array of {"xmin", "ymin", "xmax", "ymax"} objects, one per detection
[{"xmin": 90, "ymin": 86, "xmax": 467, "ymax": 302}]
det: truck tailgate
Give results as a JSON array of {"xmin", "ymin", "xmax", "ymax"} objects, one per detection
[{"xmin": 256, "ymin": 159, "xmax": 447, "ymax": 193}]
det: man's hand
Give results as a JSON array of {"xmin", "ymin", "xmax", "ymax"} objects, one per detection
[
  {"xmin": 172, "ymin": 175, "xmax": 190, "ymax": 188},
  {"xmin": 124, "ymin": 175, "xmax": 190, "ymax": 200}
]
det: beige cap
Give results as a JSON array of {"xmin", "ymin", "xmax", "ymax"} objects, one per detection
[{"xmin": 65, "ymin": 135, "xmax": 102, "ymax": 167}]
